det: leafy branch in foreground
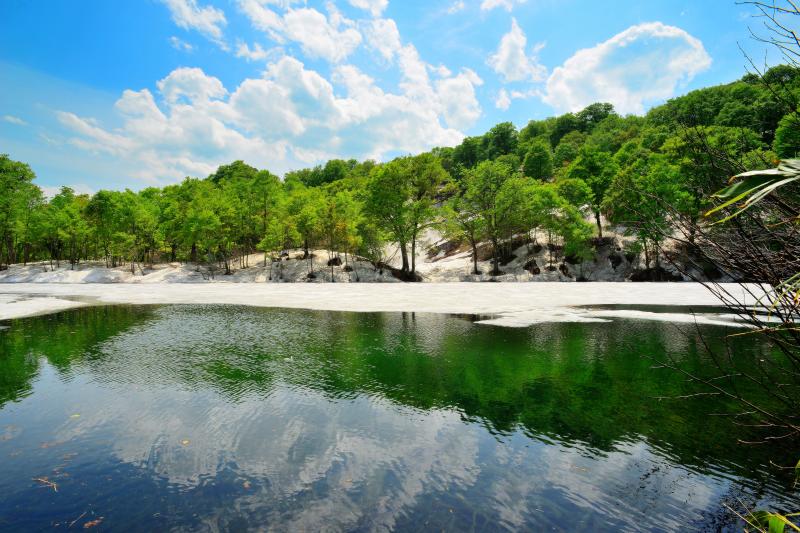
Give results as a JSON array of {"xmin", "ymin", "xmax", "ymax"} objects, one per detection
[{"xmin": 707, "ymin": 158, "xmax": 800, "ymax": 223}]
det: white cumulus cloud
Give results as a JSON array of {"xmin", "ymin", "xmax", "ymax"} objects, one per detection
[
  {"xmin": 542, "ymin": 22, "xmax": 711, "ymax": 114},
  {"xmin": 447, "ymin": 1, "xmax": 465, "ymax": 14},
  {"xmin": 495, "ymin": 88, "xmax": 511, "ymax": 110},
  {"xmin": 161, "ymin": 0, "xmax": 227, "ymax": 47},
  {"xmin": 156, "ymin": 67, "xmax": 228, "ymax": 105},
  {"xmin": 480, "ymin": 0, "xmax": 526, "ymax": 12},
  {"xmin": 169, "ymin": 36, "xmax": 194, "ymax": 52},
  {"xmin": 235, "ymin": 42, "xmax": 279, "ymax": 62},
  {"xmin": 283, "ymin": 7, "xmax": 362, "ymax": 62},
  {"xmin": 54, "ymin": 1, "xmax": 487, "ymax": 183},
  {"xmin": 488, "ymin": 19, "xmax": 546, "ymax": 83},
  {"xmin": 436, "ymin": 68, "xmax": 483, "ymax": 130},
  {"xmin": 3, "ymin": 115, "xmax": 27, "ymax": 126},
  {"xmin": 364, "ymin": 18, "xmax": 402, "ymax": 61},
  {"xmin": 56, "ymin": 51, "xmax": 482, "ymax": 183},
  {"xmin": 347, "ymin": 0, "xmax": 388, "ymax": 17},
  {"xmin": 239, "ymin": 2, "xmax": 362, "ymax": 63}
]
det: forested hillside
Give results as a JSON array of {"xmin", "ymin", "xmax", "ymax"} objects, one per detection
[{"xmin": 2, "ymin": 64, "xmax": 799, "ymax": 280}]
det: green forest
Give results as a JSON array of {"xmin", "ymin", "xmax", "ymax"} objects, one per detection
[{"xmin": 2, "ymin": 65, "xmax": 799, "ymax": 280}]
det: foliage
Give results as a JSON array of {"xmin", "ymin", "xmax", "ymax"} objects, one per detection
[{"xmin": 522, "ymin": 138, "xmax": 553, "ymax": 180}]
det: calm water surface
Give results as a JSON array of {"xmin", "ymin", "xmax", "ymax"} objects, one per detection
[{"xmin": 0, "ymin": 304, "xmax": 797, "ymax": 532}]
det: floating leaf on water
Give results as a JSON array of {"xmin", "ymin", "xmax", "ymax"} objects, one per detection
[
  {"xmin": 83, "ymin": 517, "xmax": 104, "ymax": 529},
  {"xmin": 33, "ymin": 477, "xmax": 58, "ymax": 492},
  {"xmin": 1, "ymin": 425, "xmax": 21, "ymax": 442},
  {"xmin": 181, "ymin": 439, "xmax": 190, "ymax": 446},
  {"xmin": 70, "ymin": 414, "xmax": 81, "ymax": 419},
  {"xmin": 243, "ymin": 481, "xmax": 251, "ymax": 489}
]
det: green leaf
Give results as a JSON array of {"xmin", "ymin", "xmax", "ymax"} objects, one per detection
[
  {"xmin": 795, "ymin": 458, "xmax": 800, "ymax": 486},
  {"xmin": 747, "ymin": 511, "xmax": 800, "ymax": 533},
  {"xmin": 705, "ymin": 158, "xmax": 800, "ymax": 222},
  {"xmin": 712, "ymin": 173, "xmax": 783, "ymax": 200},
  {"xmin": 770, "ymin": 515, "xmax": 788, "ymax": 533}
]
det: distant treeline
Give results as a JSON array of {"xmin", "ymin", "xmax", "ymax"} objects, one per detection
[{"xmin": 1, "ymin": 65, "xmax": 799, "ymax": 279}]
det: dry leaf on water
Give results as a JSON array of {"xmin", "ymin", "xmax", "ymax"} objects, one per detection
[{"xmin": 83, "ymin": 517, "xmax": 104, "ymax": 529}]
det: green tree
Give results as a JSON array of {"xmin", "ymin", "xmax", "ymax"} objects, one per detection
[
  {"xmin": 522, "ymin": 138, "xmax": 553, "ymax": 180},
  {"xmin": 286, "ymin": 186, "xmax": 324, "ymax": 275},
  {"xmin": 365, "ymin": 154, "xmax": 447, "ymax": 279},
  {"xmin": 564, "ymin": 146, "xmax": 618, "ymax": 237},
  {"xmin": 553, "ymin": 130, "xmax": 587, "ymax": 169},
  {"xmin": 319, "ymin": 189, "xmax": 362, "ymax": 281},
  {"xmin": 774, "ymin": 112, "xmax": 800, "ymax": 158},
  {"xmin": 464, "ymin": 160, "xmax": 517, "ymax": 275},
  {"xmin": 576, "ymin": 102, "xmax": 616, "ymax": 132},
  {"xmin": 441, "ymin": 181, "xmax": 485, "ymax": 275},
  {"xmin": 48, "ymin": 188, "xmax": 91, "ymax": 269},
  {"xmin": 0, "ymin": 155, "xmax": 39, "ymax": 268},
  {"xmin": 258, "ymin": 205, "xmax": 299, "ymax": 280},
  {"xmin": 550, "ymin": 113, "xmax": 581, "ymax": 147},
  {"xmin": 556, "ymin": 177, "xmax": 593, "ymax": 209},
  {"xmin": 483, "ymin": 122, "xmax": 519, "ymax": 160},
  {"xmin": 604, "ymin": 155, "xmax": 692, "ymax": 271}
]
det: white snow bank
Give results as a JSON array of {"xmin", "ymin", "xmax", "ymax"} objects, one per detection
[
  {"xmin": 0, "ymin": 293, "xmax": 87, "ymax": 320},
  {"xmin": 0, "ymin": 282, "xmax": 765, "ymax": 327}
]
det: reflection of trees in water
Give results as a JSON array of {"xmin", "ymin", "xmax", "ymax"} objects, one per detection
[
  {"xmin": 0, "ymin": 305, "xmax": 150, "ymax": 407},
  {"xmin": 0, "ymin": 305, "xmax": 786, "ymax": 487}
]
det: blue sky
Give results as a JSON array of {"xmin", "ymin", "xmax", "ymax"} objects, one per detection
[{"xmin": 0, "ymin": 0, "xmax": 778, "ymax": 193}]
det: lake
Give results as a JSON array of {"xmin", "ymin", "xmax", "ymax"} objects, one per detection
[{"xmin": 0, "ymin": 304, "xmax": 797, "ymax": 531}]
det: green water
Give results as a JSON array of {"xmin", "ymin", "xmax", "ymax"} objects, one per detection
[{"xmin": 0, "ymin": 304, "xmax": 797, "ymax": 531}]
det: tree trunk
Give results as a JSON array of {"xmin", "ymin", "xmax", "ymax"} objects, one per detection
[
  {"xmin": 595, "ymin": 211, "xmax": 603, "ymax": 238},
  {"xmin": 411, "ymin": 232, "xmax": 417, "ymax": 278},
  {"xmin": 491, "ymin": 236, "xmax": 500, "ymax": 276},
  {"xmin": 399, "ymin": 242, "xmax": 409, "ymax": 277},
  {"xmin": 469, "ymin": 237, "xmax": 479, "ymax": 275},
  {"xmin": 222, "ymin": 247, "xmax": 231, "ymax": 275}
]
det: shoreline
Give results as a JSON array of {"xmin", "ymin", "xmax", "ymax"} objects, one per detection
[{"xmin": 0, "ymin": 282, "xmax": 763, "ymax": 327}]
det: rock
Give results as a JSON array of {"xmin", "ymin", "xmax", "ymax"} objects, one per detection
[
  {"xmin": 700, "ymin": 261, "xmax": 723, "ymax": 280},
  {"xmin": 327, "ymin": 257, "xmax": 342, "ymax": 266},
  {"xmin": 523, "ymin": 259, "xmax": 540, "ymax": 275},
  {"xmin": 629, "ymin": 267, "xmax": 682, "ymax": 282},
  {"xmin": 592, "ymin": 236, "xmax": 616, "ymax": 248},
  {"xmin": 609, "ymin": 253, "xmax": 623, "ymax": 270}
]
